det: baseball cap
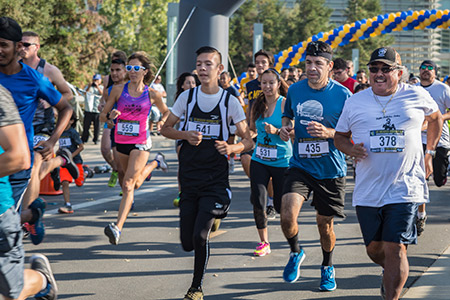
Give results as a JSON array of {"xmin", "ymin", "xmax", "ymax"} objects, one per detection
[
  {"xmin": 93, "ymin": 74, "xmax": 101, "ymax": 80},
  {"xmin": 367, "ymin": 47, "xmax": 402, "ymax": 67},
  {"xmin": 0, "ymin": 17, "xmax": 22, "ymax": 42},
  {"xmin": 420, "ymin": 60, "xmax": 438, "ymax": 70}
]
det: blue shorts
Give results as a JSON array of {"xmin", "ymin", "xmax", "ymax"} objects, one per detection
[
  {"xmin": 0, "ymin": 207, "xmax": 24, "ymax": 299},
  {"xmin": 9, "ymin": 169, "xmax": 32, "ymax": 210},
  {"xmin": 356, "ymin": 203, "xmax": 419, "ymax": 246}
]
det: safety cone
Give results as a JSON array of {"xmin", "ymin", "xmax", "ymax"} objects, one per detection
[{"xmin": 39, "ymin": 173, "xmax": 62, "ymax": 195}]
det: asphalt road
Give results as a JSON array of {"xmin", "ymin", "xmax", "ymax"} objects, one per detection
[{"xmin": 24, "ymin": 136, "xmax": 450, "ymax": 300}]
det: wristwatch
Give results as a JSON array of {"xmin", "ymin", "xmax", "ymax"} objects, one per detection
[{"xmin": 425, "ymin": 149, "xmax": 436, "ymax": 158}]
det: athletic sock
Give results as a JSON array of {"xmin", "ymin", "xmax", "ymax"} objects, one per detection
[
  {"xmin": 287, "ymin": 234, "xmax": 301, "ymax": 253},
  {"xmin": 154, "ymin": 159, "xmax": 161, "ymax": 168},
  {"xmin": 418, "ymin": 211, "xmax": 426, "ymax": 219},
  {"xmin": 322, "ymin": 247, "xmax": 334, "ymax": 266},
  {"xmin": 267, "ymin": 196, "xmax": 274, "ymax": 206},
  {"xmin": 65, "ymin": 202, "xmax": 71, "ymax": 207}
]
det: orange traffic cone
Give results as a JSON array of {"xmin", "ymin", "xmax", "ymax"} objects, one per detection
[{"xmin": 39, "ymin": 172, "xmax": 62, "ymax": 196}]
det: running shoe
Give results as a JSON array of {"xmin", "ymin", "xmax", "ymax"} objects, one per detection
[
  {"xmin": 50, "ymin": 167, "xmax": 60, "ymax": 191},
  {"xmin": 283, "ymin": 249, "xmax": 306, "ymax": 283},
  {"xmin": 173, "ymin": 193, "xmax": 180, "ymax": 207},
  {"xmin": 104, "ymin": 223, "xmax": 121, "ymax": 245},
  {"xmin": 108, "ymin": 171, "xmax": 118, "ymax": 187},
  {"xmin": 266, "ymin": 205, "xmax": 276, "ymax": 220},
  {"xmin": 30, "ymin": 254, "xmax": 58, "ymax": 300},
  {"xmin": 57, "ymin": 148, "xmax": 79, "ymax": 179},
  {"xmin": 319, "ymin": 265, "xmax": 336, "ymax": 291},
  {"xmin": 154, "ymin": 152, "xmax": 168, "ymax": 172},
  {"xmin": 26, "ymin": 198, "xmax": 46, "ymax": 245},
  {"xmin": 254, "ymin": 242, "xmax": 271, "ymax": 257},
  {"xmin": 58, "ymin": 204, "xmax": 74, "ymax": 214},
  {"xmin": 417, "ymin": 215, "xmax": 427, "ymax": 236},
  {"xmin": 183, "ymin": 287, "xmax": 203, "ymax": 300}
]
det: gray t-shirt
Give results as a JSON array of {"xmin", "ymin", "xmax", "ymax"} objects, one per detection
[{"xmin": 0, "ymin": 84, "xmax": 22, "ymax": 128}]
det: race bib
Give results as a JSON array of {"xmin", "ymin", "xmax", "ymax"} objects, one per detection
[
  {"xmin": 59, "ymin": 138, "xmax": 72, "ymax": 148},
  {"xmin": 188, "ymin": 119, "xmax": 221, "ymax": 139},
  {"xmin": 117, "ymin": 120, "xmax": 140, "ymax": 136},
  {"xmin": 255, "ymin": 143, "xmax": 278, "ymax": 161},
  {"xmin": 370, "ymin": 130, "xmax": 405, "ymax": 153},
  {"xmin": 33, "ymin": 134, "xmax": 49, "ymax": 147},
  {"xmin": 298, "ymin": 138, "xmax": 329, "ymax": 158}
]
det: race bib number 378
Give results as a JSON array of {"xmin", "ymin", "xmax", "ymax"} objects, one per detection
[{"xmin": 369, "ymin": 130, "xmax": 405, "ymax": 153}]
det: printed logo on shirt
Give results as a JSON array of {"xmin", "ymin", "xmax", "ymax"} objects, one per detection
[
  {"xmin": 296, "ymin": 100, "xmax": 324, "ymax": 125},
  {"xmin": 122, "ymin": 103, "xmax": 143, "ymax": 114}
]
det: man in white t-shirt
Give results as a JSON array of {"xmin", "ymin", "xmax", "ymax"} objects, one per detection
[
  {"xmin": 416, "ymin": 59, "xmax": 450, "ymax": 236},
  {"xmin": 161, "ymin": 46, "xmax": 253, "ymax": 300},
  {"xmin": 334, "ymin": 47, "xmax": 443, "ymax": 300}
]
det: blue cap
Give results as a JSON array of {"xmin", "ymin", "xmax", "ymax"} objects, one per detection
[{"xmin": 93, "ymin": 74, "xmax": 101, "ymax": 80}]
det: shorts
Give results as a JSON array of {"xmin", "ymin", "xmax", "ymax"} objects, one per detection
[
  {"xmin": 150, "ymin": 106, "xmax": 161, "ymax": 122},
  {"xmin": 9, "ymin": 169, "xmax": 32, "ymax": 210},
  {"xmin": 422, "ymin": 144, "xmax": 449, "ymax": 187},
  {"xmin": 241, "ymin": 137, "xmax": 257, "ymax": 157},
  {"xmin": 356, "ymin": 203, "xmax": 418, "ymax": 246},
  {"xmin": 0, "ymin": 207, "xmax": 24, "ymax": 299},
  {"xmin": 180, "ymin": 185, "xmax": 232, "ymax": 219},
  {"xmin": 60, "ymin": 164, "xmax": 85, "ymax": 186},
  {"xmin": 116, "ymin": 140, "xmax": 152, "ymax": 155},
  {"xmin": 283, "ymin": 167, "xmax": 346, "ymax": 218}
]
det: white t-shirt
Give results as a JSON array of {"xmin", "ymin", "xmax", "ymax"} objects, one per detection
[
  {"xmin": 171, "ymin": 87, "xmax": 246, "ymax": 128},
  {"xmin": 418, "ymin": 80, "xmax": 450, "ymax": 148},
  {"xmin": 151, "ymin": 82, "xmax": 167, "ymax": 103},
  {"xmin": 335, "ymin": 83, "xmax": 438, "ymax": 207}
]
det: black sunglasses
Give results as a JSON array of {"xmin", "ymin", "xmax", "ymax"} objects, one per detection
[
  {"xmin": 420, "ymin": 65, "xmax": 434, "ymax": 71},
  {"xmin": 22, "ymin": 42, "xmax": 37, "ymax": 48},
  {"xmin": 368, "ymin": 66, "xmax": 397, "ymax": 74}
]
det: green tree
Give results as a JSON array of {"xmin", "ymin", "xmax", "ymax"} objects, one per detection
[{"xmin": 339, "ymin": 0, "xmax": 393, "ymax": 66}]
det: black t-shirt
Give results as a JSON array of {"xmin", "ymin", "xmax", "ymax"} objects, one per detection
[
  {"xmin": 59, "ymin": 127, "xmax": 83, "ymax": 164},
  {"xmin": 246, "ymin": 78, "xmax": 261, "ymax": 113}
]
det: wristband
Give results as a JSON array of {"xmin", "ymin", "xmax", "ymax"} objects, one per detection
[
  {"xmin": 276, "ymin": 128, "xmax": 281, "ymax": 135},
  {"xmin": 425, "ymin": 149, "xmax": 436, "ymax": 158}
]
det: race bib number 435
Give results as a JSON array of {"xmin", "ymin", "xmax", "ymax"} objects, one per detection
[
  {"xmin": 369, "ymin": 130, "xmax": 405, "ymax": 153},
  {"xmin": 298, "ymin": 138, "xmax": 329, "ymax": 158},
  {"xmin": 117, "ymin": 120, "xmax": 140, "ymax": 136}
]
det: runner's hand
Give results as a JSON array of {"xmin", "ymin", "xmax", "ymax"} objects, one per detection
[
  {"xmin": 215, "ymin": 140, "xmax": 231, "ymax": 155},
  {"xmin": 34, "ymin": 139, "xmax": 56, "ymax": 161},
  {"xmin": 186, "ymin": 131, "xmax": 202, "ymax": 146},
  {"xmin": 279, "ymin": 126, "xmax": 293, "ymax": 141},
  {"xmin": 424, "ymin": 153, "xmax": 433, "ymax": 179},
  {"xmin": 307, "ymin": 121, "xmax": 332, "ymax": 139},
  {"xmin": 264, "ymin": 122, "xmax": 276, "ymax": 135},
  {"xmin": 109, "ymin": 109, "xmax": 121, "ymax": 120},
  {"xmin": 350, "ymin": 142, "xmax": 368, "ymax": 163}
]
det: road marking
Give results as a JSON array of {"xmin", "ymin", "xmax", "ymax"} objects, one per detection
[{"xmin": 45, "ymin": 182, "xmax": 178, "ymax": 215}]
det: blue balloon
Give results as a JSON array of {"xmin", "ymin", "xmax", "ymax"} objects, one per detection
[
  {"xmin": 412, "ymin": 20, "xmax": 419, "ymax": 27},
  {"xmin": 401, "ymin": 11, "xmax": 407, "ymax": 19},
  {"xmin": 333, "ymin": 28, "xmax": 339, "ymax": 35},
  {"xmin": 418, "ymin": 15, "xmax": 425, "ymax": 22},
  {"xmin": 364, "ymin": 31, "xmax": 371, "ymax": 38},
  {"xmin": 430, "ymin": 22, "xmax": 437, "ymax": 29},
  {"xmin": 361, "ymin": 19, "xmax": 367, "ymax": 24},
  {"xmin": 436, "ymin": 19, "xmax": 443, "ymax": 25},
  {"xmin": 372, "ymin": 21, "xmax": 379, "ymax": 27},
  {"xmin": 407, "ymin": 23, "xmax": 415, "ymax": 30},
  {"xmin": 424, "ymin": 10, "xmax": 430, "ymax": 18},
  {"xmin": 355, "ymin": 21, "xmax": 362, "ymax": 28},
  {"xmin": 367, "ymin": 27, "xmax": 374, "ymax": 34},
  {"xmin": 288, "ymin": 52, "xmax": 295, "ymax": 58},
  {"xmin": 384, "ymin": 13, "xmax": 389, "ymax": 19},
  {"xmin": 350, "ymin": 27, "xmax": 357, "ymax": 34},
  {"xmin": 443, "ymin": 15, "xmax": 449, "ymax": 22},
  {"xmin": 385, "ymin": 27, "xmax": 392, "ymax": 33},
  {"xmin": 395, "ymin": 17, "xmax": 402, "ymax": 24},
  {"xmin": 431, "ymin": 9, "xmax": 437, "ymax": 15},
  {"xmin": 297, "ymin": 41, "xmax": 303, "ymax": 47},
  {"xmin": 312, "ymin": 35, "xmax": 319, "ymax": 41},
  {"xmin": 407, "ymin": 10, "xmax": 413, "ymax": 16},
  {"xmin": 317, "ymin": 32, "xmax": 324, "ymax": 39},
  {"xmin": 377, "ymin": 15, "xmax": 383, "ymax": 22}
]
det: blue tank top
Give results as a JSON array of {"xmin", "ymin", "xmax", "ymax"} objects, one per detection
[{"xmin": 252, "ymin": 96, "xmax": 292, "ymax": 168}]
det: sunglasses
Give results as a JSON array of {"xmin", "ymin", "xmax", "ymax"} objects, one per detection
[
  {"xmin": 22, "ymin": 42, "xmax": 37, "ymax": 48},
  {"xmin": 368, "ymin": 66, "xmax": 397, "ymax": 74},
  {"xmin": 126, "ymin": 65, "xmax": 146, "ymax": 72},
  {"xmin": 333, "ymin": 70, "xmax": 344, "ymax": 75},
  {"xmin": 420, "ymin": 65, "xmax": 434, "ymax": 71}
]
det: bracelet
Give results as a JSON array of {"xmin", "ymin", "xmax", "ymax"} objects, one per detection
[
  {"xmin": 276, "ymin": 128, "xmax": 281, "ymax": 135},
  {"xmin": 106, "ymin": 112, "xmax": 111, "ymax": 120}
]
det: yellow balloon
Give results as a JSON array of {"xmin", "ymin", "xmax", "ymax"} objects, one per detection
[
  {"xmin": 370, "ymin": 32, "xmax": 377, "ymax": 37},
  {"xmin": 283, "ymin": 50, "xmax": 289, "ymax": 57},
  {"xmin": 278, "ymin": 56, "xmax": 286, "ymax": 63},
  {"xmin": 437, "ymin": 10, "xmax": 443, "ymax": 18},
  {"xmin": 424, "ymin": 19, "xmax": 431, "ymax": 26},
  {"xmin": 396, "ymin": 12, "xmax": 401, "ymax": 17},
  {"xmin": 356, "ymin": 29, "xmax": 363, "ymax": 37},
  {"xmin": 413, "ymin": 11, "xmax": 419, "ymax": 19},
  {"xmin": 298, "ymin": 47, "xmax": 305, "ymax": 53},
  {"xmin": 419, "ymin": 23, "xmax": 426, "ymax": 30},
  {"xmin": 335, "ymin": 37, "xmax": 342, "ymax": 44},
  {"xmin": 275, "ymin": 63, "xmax": 283, "ymax": 71},
  {"xmin": 343, "ymin": 24, "xmax": 351, "ymax": 33},
  {"xmin": 374, "ymin": 28, "xmax": 382, "ymax": 35},
  {"xmin": 383, "ymin": 18, "xmax": 390, "ymax": 26},
  {"xmin": 378, "ymin": 24, "xmax": 385, "ymax": 31},
  {"xmin": 366, "ymin": 20, "xmax": 372, "ymax": 27},
  {"xmin": 406, "ymin": 15, "xmax": 413, "ymax": 23},
  {"xmin": 444, "ymin": 9, "xmax": 449, "ymax": 15},
  {"xmin": 338, "ymin": 30, "xmax": 345, "ymax": 38},
  {"xmin": 401, "ymin": 20, "xmax": 408, "ymax": 27},
  {"xmin": 419, "ymin": 10, "xmax": 425, "ymax": 15},
  {"xmin": 288, "ymin": 47, "xmax": 293, "ymax": 52},
  {"xmin": 388, "ymin": 14, "xmax": 395, "ymax": 22},
  {"xmin": 430, "ymin": 14, "xmax": 437, "ymax": 22}
]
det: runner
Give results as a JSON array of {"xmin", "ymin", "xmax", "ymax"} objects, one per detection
[
  {"xmin": 100, "ymin": 56, "xmax": 128, "ymax": 189},
  {"xmin": 161, "ymin": 46, "xmax": 253, "ymax": 300},
  {"xmin": 333, "ymin": 58, "xmax": 358, "ymax": 93},
  {"xmin": 0, "ymin": 17, "xmax": 74, "ymax": 244},
  {"xmin": 101, "ymin": 52, "xmax": 169, "ymax": 245},
  {"xmin": 239, "ymin": 63, "xmax": 257, "ymax": 108},
  {"xmin": 279, "ymin": 41, "xmax": 352, "ymax": 291},
  {"xmin": 249, "ymin": 69, "xmax": 291, "ymax": 257},
  {"xmin": 241, "ymin": 49, "xmax": 277, "ymax": 219},
  {"xmin": 0, "ymin": 83, "xmax": 58, "ymax": 300},
  {"xmin": 416, "ymin": 60, "xmax": 450, "ymax": 236},
  {"xmin": 334, "ymin": 46, "xmax": 443, "ymax": 300}
]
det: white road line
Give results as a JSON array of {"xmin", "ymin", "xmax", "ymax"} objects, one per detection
[{"xmin": 45, "ymin": 182, "xmax": 178, "ymax": 215}]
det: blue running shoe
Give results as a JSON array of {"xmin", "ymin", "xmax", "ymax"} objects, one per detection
[
  {"xmin": 283, "ymin": 249, "xmax": 306, "ymax": 283},
  {"xmin": 319, "ymin": 265, "xmax": 336, "ymax": 291},
  {"xmin": 26, "ymin": 198, "xmax": 46, "ymax": 245}
]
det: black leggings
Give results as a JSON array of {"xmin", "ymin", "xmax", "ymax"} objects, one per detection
[
  {"xmin": 180, "ymin": 209, "xmax": 215, "ymax": 289},
  {"xmin": 250, "ymin": 160, "xmax": 287, "ymax": 229}
]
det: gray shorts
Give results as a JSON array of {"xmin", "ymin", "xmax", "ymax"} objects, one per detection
[{"xmin": 0, "ymin": 207, "xmax": 24, "ymax": 299}]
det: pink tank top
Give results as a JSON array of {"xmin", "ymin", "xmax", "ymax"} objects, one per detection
[{"xmin": 115, "ymin": 83, "xmax": 152, "ymax": 144}]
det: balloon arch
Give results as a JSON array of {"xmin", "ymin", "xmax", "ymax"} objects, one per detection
[{"xmin": 273, "ymin": 9, "xmax": 450, "ymax": 70}]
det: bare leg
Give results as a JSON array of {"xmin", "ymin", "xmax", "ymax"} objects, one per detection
[
  {"xmin": 135, "ymin": 160, "xmax": 158, "ymax": 189},
  {"xmin": 61, "ymin": 181, "xmax": 70, "ymax": 205},
  {"xmin": 112, "ymin": 147, "xmax": 124, "ymax": 188},
  {"xmin": 22, "ymin": 153, "xmax": 44, "ymax": 210},
  {"xmin": 116, "ymin": 150, "xmax": 149, "ymax": 230},
  {"xmin": 418, "ymin": 203, "xmax": 425, "ymax": 213},
  {"xmin": 240, "ymin": 154, "xmax": 251, "ymax": 178},
  {"xmin": 316, "ymin": 214, "xmax": 335, "ymax": 252},
  {"xmin": 280, "ymin": 193, "xmax": 305, "ymax": 239},
  {"xmin": 257, "ymin": 228, "xmax": 269, "ymax": 243},
  {"xmin": 38, "ymin": 157, "xmax": 64, "ymax": 181},
  {"xmin": 10, "ymin": 269, "xmax": 45, "ymax": 300},
  {"xmin": 267, "ymin": 179, "xmax": 274, "ymax": 199}
]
